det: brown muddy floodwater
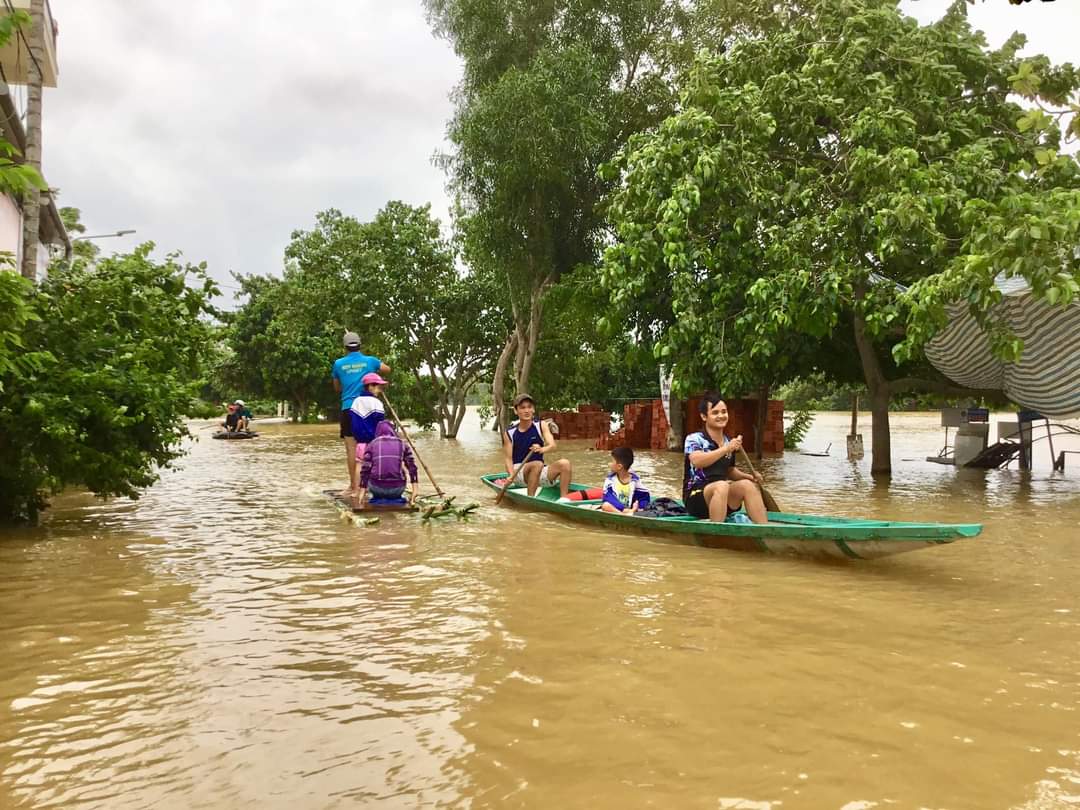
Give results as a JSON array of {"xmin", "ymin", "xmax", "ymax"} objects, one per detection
[{"xmin": 2, "ymin": 409, "xmax": 1080, "ymax": 809}]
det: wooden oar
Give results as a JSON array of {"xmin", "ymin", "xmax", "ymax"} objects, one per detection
[
  {"xmin": 495, "ymin": 449, "xmax": 536, "ymax": 505},
  {"xmin": 738, "ymin": 447, "xmax": 781, "ymax": 513},
  {"xmin": 379, "ymin": 393, "xmax": 444, "ymax": 497}
]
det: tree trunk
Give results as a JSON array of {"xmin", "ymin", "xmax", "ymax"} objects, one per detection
[
  {"xmin": 754, "ymin": 384, "xmax": 769, "ymax": 459},
  {"xmin": 447, "ymin": 396, "xmax": 468, "ymax": 438},
  {"xmin": 853, "ymin": 300, "xmax": 892, "ymax": 475},
  {"xmin": 492, "ymin": 332, "xmax": 517, "ymax": 432},
  {"xmin": 19, "ymin": 0, "xmax": 44, "ymax": 282},
  {"xmin": 665, "ymin": 397, "xmax": 685, "ymax": 452},
  {"xmin": 436, "ymin": 386, "xmax": 450, "ymax": 438},
  {"xmin": 868, "ymin": 384, "xmax": 892, "ymax": 476},
  {"xmin": 512, "ymin": 281, "xmax": 546, "ymax": 396}
]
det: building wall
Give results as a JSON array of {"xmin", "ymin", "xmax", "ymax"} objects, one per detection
[{"xmin": 0, "ymin": 193, "xmax": 22, "ymax": 270}]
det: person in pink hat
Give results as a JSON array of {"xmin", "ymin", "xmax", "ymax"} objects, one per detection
[{"xmin": 348, "ymin": 372, "xmax": 389, "ymax": 467}]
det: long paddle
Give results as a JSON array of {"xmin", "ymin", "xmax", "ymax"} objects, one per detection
[
  {"xmin": 495, "ymin": 449, "xmax": 536, "ymax": 505},
  {"xmin": 379, "ymin": 393, "xmax": 444, "ymax": 497},
  {"xmin": 738, "ymin": 447, "xmax": 781, "ymax": 513}
]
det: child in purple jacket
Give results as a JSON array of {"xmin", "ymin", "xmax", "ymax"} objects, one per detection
[{"xmin": 356, "ymin": 421, "xmax": 419, "ymax": 506}]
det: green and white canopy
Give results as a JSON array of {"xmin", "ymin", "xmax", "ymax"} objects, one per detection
[{"xmin": 925, "ymin": 275, "xmax": 1080, "ymax": 419}]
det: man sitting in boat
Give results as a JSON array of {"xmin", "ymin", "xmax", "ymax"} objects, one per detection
[
  {"xmin": 222, "ymin": 402, "xmax": 243, "ymax": 433},
  {"xmin": 234, "ymin": 400, "xmax": 252, "ymax": 430},
  {"xmin": 503, "ymin": 393, "xmax": 574, "ymax": 501},
  {"xmin": 601, "ymin": 447, "xmax": 650, "ymax": 514},
  {"xmin": 356, "ymin": 421, "xmax": 418, "ymax": 508},
  {"xmin": 684, "ymin": 392, "xmax": 767, "ymax": 523}
]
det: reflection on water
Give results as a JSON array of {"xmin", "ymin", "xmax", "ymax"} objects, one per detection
[{"xmin": 1, "ymin": 409, "xmax": 1079, "ymax": 809}]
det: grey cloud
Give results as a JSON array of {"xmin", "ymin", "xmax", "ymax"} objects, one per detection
[
  {"xmin": 45, "ymin": 0, "xmax": 461, "ymax": 304},
  {"xmin": 45, "ymin": 1, "xmax": 1076, "ymax": 308}
]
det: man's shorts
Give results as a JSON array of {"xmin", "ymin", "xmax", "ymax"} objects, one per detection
[
  {"xmin": 512, "ymin": 463, "xmax": 552, "ymax": 488},
  {"xmin": 340, "ymin": 409, "xmax": 353, "ymax": 439},
  {"xmin": 685, "ymin": 485, "xmax": 736, "ymax": 520}
]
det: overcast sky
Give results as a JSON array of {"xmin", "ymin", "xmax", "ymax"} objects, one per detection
[{"xmin": 44, "ymin": 1, "xmax": 1077, "ymax": 305}]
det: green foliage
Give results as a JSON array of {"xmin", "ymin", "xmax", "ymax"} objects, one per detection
[
  {"xmin": 446, "ymin": 42, "xmax": 612, "ymax": 319},
  {"xmin": 223, "ymin": 203, "xmax": 502, "ymax": 435},
  {"xmin": 783, "ymin": 410, "xmax": 815, "ymax": 450},
  {"xmin": 776, "ymin": 372, "xmax": 979, "ymax": 412},
  {"xmin": 217, "ymin": 273, "xmax": 337, "ymax": 422},
  {"xmin": 429, "ymin": 0, "xmax": 790, "ymax": 400},
  {"xmin": 777, "ymin": 374, "xmax": 863, "ymax": 412},
  {"xmin": 602, "ymin": 0, "xmax": 1080, "ymax": 464},
  {"xmin": 0, "ymin": 140, "xmax": 46, "ymax": 199},
  {"xmin": 0, "ymin": 246, "xmax": 218, "ymax": 523},
  {"xmin": 186, "ymin": 398, "xmax": 222, "ymax": 419},
  {"xmin": 527, "ymin": 265, "xmax": 661, "ymax": 412}
]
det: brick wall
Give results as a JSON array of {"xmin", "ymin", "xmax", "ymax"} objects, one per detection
[
  {"xmin": 684, "ymin": 397, "xmax": 785, "ymax": 453},
  {"xmin": 540, "ymin": 404, "xmax": 611, "ymax": 439},
  {"xmin": 547, "ymin": 397, "xmax": 785, "ymax": 453}
]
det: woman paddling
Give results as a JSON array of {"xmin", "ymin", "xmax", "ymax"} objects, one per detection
[{"xmin": 683, "ymin": 392, "xmax": 767, "ymax": 523}]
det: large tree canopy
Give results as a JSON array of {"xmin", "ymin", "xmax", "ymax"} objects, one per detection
[
  {"xmin": 602, "ymin": 0, "xmax": 1080, "ymax": 472},
  {"xmin": 427, "ymin": 0, "xmax": 794, "ymax": 427}
]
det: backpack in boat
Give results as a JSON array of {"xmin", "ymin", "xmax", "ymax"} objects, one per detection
[{"xmin": 635, "ymin": 497, "xmax": 687, "ymax": 518}]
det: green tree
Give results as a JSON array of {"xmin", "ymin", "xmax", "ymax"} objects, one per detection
[
  {"xmin": 0, "ymin": 246, "xmax": 218, "ymax": 523},
  {"xmin": 428, "ymin": 0, "xmax": 789, "ymax": 428},
  {"xmin": 358, "ymin": 202, "xmax": 506, "ymax": 437},
  {"xmin": 603, "ymin": 0, "xmax": 1080, "ymax": 473},
  {"xmin": 527, "ymin": 265, "xmax": 661, "ymax": 414},
  {"xmin": 239, "ymin": 203, "xmax": 502, "ymax": 436},
  {"xmin": 445, "ymin": 45, "xmax": 611, "ymax": 425},
  {"xmin": 219, "ymin": 273, "xmax": 338, "ymax": 421}
]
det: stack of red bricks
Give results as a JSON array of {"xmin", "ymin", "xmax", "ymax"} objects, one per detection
[
  {"xmin": 540, "ymin": 404, "xmax": 611, "ymax": 439},
  {"xmin": 684, "ymin": 397, "xmax": 785, "ymax": 453},
  {"xmin": 594, "ymin": 400, "xmax": 671, "ymax": 451},
  {"xmin": 592, "ymin": 396, "xmax": 785, "ymax": 453}
]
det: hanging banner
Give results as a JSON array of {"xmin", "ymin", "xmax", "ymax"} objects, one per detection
[{"xmin": 659, "ymin": 365, "xmax": 673, "ymax": 427}]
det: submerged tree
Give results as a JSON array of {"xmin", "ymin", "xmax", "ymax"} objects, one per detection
[
  {"xmin": 603, "ymin": 0, "xmax": 1080, "ymax": 473},
  {"xmin": 0, "ymin": 247, "xmax": 217, "ymax": 523}
]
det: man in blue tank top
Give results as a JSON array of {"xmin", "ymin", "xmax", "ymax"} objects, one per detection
[
  {"xmin": 502, "ymin": 393, "xmax": 574, "ymax": 500},
  {"xmin": 332, "ymin": 332, "xmax": 390, "ymax": 496}
]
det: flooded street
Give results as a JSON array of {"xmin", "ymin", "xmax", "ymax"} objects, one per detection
[{"xmin": 2, "ymin": 410, "xmax": 1079, "ymax": 809}]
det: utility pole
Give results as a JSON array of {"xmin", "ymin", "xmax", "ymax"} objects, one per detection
[{"xmin": 19, "ymin": 0, "xmax": 45, "ymax": 282}]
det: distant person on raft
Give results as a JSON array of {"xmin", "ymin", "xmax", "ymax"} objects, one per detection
[
  {"xmin": 502, "ymin": 393, "xmax": 573, "ymax": 501},
  {"xmin": 221, "ymin": 402, "xmax": 243, "ymax": 433},
  {"xmin": 331, "ymin": 332, "xmax": 389, "ymax": 497}
]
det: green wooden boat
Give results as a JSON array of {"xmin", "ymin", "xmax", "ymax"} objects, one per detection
[{"xmin": 481, "ymin": 474, "xmax": 982, "ymax": 560}]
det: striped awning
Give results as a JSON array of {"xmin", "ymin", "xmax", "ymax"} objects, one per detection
[{"xmin": 925, "ymin": 275, "xmax": 1080, "ymax": 419}]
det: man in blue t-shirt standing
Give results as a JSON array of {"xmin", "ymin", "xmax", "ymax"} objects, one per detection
[{"xmin": 332, "ymin": 331, "xmax": 390, "ymax": 496}]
